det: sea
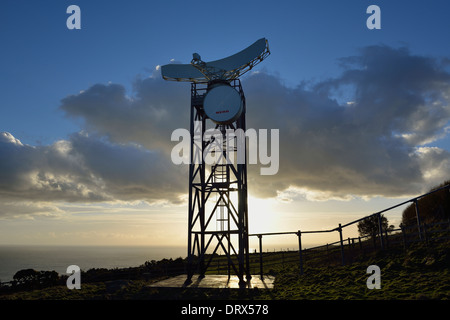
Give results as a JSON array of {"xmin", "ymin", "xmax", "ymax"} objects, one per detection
[{"xmin": 0, "ymin": 245, "xmax": 186, "ymax": 283}]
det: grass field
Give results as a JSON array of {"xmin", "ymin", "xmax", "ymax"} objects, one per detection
[{"xmin": 1, "ymin": 240, "xmax": 449, "ymax": 300}]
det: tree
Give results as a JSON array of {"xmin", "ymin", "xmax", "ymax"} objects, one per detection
[
  {"xmin": 13, "ymin": 269, "xmax": 40, "ymax": 289},
  {"xmin": 39, "ymin": 270, "xmax": 59, "ymax": 287},
  {"xmin": 357, "ymin": 214, "xmax": 393, "ymax": 246},
  {"xmin": 12, "ymin": 269, "xmax": 60, "ymax": 289},
  {"xmin": 401, "ymin": 180, "xmax": 450, "ymax": 227}
]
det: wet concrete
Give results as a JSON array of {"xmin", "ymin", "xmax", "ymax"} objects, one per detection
[{"xmin": 148, "ymin": 274, "xmax": 274, "ymax": 289}]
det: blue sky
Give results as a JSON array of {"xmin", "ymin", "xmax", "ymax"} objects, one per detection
[
  {"xmin": 1, "ymin": 0, "xmax": 450, "ymax": 248},
  {"xmin": 2, "ymin": 0, "xmax": 449, "ymax": 144}
]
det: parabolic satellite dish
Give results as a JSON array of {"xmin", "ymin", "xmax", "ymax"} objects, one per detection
[{"xmin": 161, "ymin": 38, "xmax": 270, "ymax": 82}]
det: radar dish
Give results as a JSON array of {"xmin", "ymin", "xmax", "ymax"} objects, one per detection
[
  {"xmin": 161, "ymin": 38, "xmax": 270, "ymax": 82},
  {"xmin": 203, "ymin": 84, "xmax": 242, "ymax": 124},
  {"xmin": 160, "ymin": 63, "xmax": 205, "ymax": 83}
]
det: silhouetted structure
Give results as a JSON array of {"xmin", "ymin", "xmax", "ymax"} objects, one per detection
[{"xmin": 161, "ymin": 39, "xmax": 270, "ymax": 286}]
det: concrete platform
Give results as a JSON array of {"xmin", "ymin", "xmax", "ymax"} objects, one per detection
[{"xmin": 148, "ymin": 274, "xmax": 274, "ymax": 289}]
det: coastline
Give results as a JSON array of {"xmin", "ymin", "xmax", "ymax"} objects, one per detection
[{"xmin": 0, "ymin": 245, "xmax": 186, "ymax": 282}]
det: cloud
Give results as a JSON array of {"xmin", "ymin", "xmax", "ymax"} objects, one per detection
[
  {"xmin": 244, "ymin": 45, "xmax": 450, "ymax": 199},
  {"xmin": 1, "ymin": 45, "xmax": 450, "ymax": 216},
  {"xmin": 68, "ymin": 132, "xmax": 186, "ymax": 202},
  {"xmin": 60, "ymin": 72, "xmax": 190, "ymax": 153},
  {"xmin": 0, "ymin": 200, "xmax": 64, "ymax": 219},
  {"xmin": 0, "ymin": 131, "xmax": 186, "ymax": 209}
]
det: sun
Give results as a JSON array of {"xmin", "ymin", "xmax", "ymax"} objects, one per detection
[{"xmin": 247, "ymin": 195, "xmax": 278, "ymax": 234}]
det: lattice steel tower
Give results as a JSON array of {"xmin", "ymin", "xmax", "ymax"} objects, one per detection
[{"xmin": 161, "ymin": 38, "xmax": 270, "ymax": 286}]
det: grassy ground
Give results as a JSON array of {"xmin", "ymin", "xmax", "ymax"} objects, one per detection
[
  {"xmin": 1, "ymin": 241, "xmax": 449, "ymax": 300},
  {"xmin": 272, "ymin": 249, "xmax": 450, "ymax": 300}
]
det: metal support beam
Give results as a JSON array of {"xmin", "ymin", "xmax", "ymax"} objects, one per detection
[
  {"xmin": 258, "ymin": 235, "xmax": 263, "ymax": 280},
  {"xmin": 186, "ymin": 80, "xmax": 250, "ymax": 285},
  {"xmin": 377, "ymin": 213, "xmax": 385, "ymax": 250},
  {"xmin": 414, "ymin": 199, "xmax": 423, "ymax": 240},
  {"xmin": 297, "ymin": 230, "xmax": 304, "ymax": 275},
  {"xmin": 338, "ymin": 224, "xmax": 345, "ymax": 266}
]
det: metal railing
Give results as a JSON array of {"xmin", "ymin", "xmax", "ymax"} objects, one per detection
[{"xmin": 249, "ymin": 184, "xmax": 450, "ymax": 278}]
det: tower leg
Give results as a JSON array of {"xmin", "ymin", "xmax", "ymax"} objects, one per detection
[{"xmin": 186, "ymin": 80, "xmax": 250, "ymax": 285}]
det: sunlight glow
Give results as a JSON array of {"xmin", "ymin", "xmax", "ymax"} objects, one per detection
[{"xmin": 247, "ymin": 196, "xmax": 278, "ymax": 234}]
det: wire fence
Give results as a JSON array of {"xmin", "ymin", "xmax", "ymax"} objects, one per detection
[{"xmin": 249, "ymin": 184, "xmax": 450, "ymax": 278}]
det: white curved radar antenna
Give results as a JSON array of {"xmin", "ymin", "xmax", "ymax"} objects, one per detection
[
  {"xmin": 161, "ymin": 38, "xmax": 270, "ymax": 82},
  {"xmin": 161, "ymin": 38, "xmax": 270, "ymax": 125},
  {"xmin": 160, "ymin": 38, "xmax": 270, "ymax": 288}
]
